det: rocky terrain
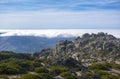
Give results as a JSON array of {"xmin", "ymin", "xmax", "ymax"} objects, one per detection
[
  {"xmin": 0, "ymin": 32, "xmax": 120, "ymax": 79},
  {"xmin": 38, "ymin": 32, "xmax": 120, "ymax": 66}
]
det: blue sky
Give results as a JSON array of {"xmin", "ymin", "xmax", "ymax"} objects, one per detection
[{"xmin": 0, "ymin": 0, "xmax": 120, "ymax": 29}]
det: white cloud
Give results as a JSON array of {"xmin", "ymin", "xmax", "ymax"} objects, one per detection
[{"xmin": 0, "ymin": 29, "xmax": 120, "ymax": 38}]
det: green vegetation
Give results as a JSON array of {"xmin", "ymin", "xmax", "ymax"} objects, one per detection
[
  {"xmin": 0, "ymin": 51, "xmax": 120, "ymax": 79},
  {"xmin": 101, "ymin": 75, "xmax": 120, "ymax": 79},
  {"xmin": 50, "ymin": 66, "xmax": 68, "ymax": 75},
  {"xmin": 20, "ymin": 74, "xmax": 42, "ymax": 79},
  {"xmin": 90, "ymin": 63, "xmax": 111, "ymax": 70},
  {"xmin": 0, "ymin": 63, "xmax": 23, "ymax": 74},
  {"xmin": 84, "ymin": 63, "xmax": 120, "ymax": 79},
  {"xmin": 60, "ymin": 72, "xmax": 78, "ymax": 79},
  {"xmin": 38, "ymin": 73, "xmax": 53, "ymax": 79},
  {"xmin": 0, "ymin": 75, "xmax": 9, "ymax": 79},
  {"xmin": 34, "ymin": 67, "xmax": 49, "ymax": 73},
  {"xmin": 109, "ymin": 63, "xmax": 120, "ymax": 70},
  {"xmin": 90, "ymin": 63, "xmax": 120, "ymax": 70}
]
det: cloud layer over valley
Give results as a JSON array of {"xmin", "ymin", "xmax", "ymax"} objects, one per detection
[{"xmin": 0, "ymin": 29, "xmax": 119, "ymax": 38}]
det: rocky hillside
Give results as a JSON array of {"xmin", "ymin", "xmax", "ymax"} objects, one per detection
[
  {"xmin": 38, "ymin": 32, "xmax": 120, "ymax": 66},
  {"xmin": 0, "ymin": 32, "xmax": 120, "ymax": 79}
]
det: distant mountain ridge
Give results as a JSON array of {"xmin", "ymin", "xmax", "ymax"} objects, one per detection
[{"xmin": 0, "ymin": 36, "xmax": 74, "ymax": 53}]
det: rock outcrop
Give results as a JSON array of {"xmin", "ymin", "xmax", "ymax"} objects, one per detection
[{"xmin": 38, "ymin": 32, "xmax": 120, "ymax": 66}]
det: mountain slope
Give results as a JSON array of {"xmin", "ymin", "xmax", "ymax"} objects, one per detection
[{"xmin": 0, "ymin": 36, "xmax": 74, "ymax": 53}]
